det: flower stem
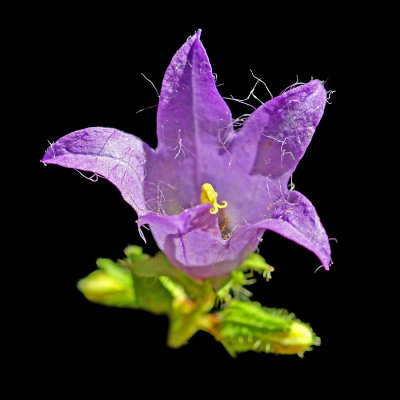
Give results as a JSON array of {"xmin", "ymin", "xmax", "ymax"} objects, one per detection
[{"xmin": 167, "ymin": 281, "xmax": 216, "ymax": 348}]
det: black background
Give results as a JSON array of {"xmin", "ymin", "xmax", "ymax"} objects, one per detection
[{"xmin": 18, "ymin": 2, "xmax": 377, "ymax": 395}]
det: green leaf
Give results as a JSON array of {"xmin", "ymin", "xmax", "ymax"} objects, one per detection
[{"xmin": 215, "ymin": 300, "xmax": 319, "ymax": 357}]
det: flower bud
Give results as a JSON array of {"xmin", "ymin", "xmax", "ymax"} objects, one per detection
[{"xmin": 77, "ymin": 269, "xmax": 135, "ymax": 307}]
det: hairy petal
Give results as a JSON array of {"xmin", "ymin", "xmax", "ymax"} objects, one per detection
[
  {"xmin": 231, "ymin": 80, "xmax": 327, "ymax": 186},
  {"xmin": 41, "ymin": 127, "xmax": 153, "ymax": 216},
  {"xmin": 235, "ymin": 190, "xmax": 331, "ymax": 269},
  {"xmin": 155, "ymin": 30, "xmax": 234, "ymax": 209},
  {"xmin": 137, "ymin": 204, "xmax": 259, "ymax": 279}
]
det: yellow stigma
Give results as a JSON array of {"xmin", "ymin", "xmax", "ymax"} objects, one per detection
[{"xmin": 200, "ymin": 183, "xmax": 228, "ymax": 215}]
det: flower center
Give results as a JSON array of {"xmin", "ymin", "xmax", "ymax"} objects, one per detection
[{"xmin": 200, "ymin": 183, "xmax": 228, "ymax": 215}]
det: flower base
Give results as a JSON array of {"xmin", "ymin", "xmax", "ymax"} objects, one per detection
[{"xmin": 77, "ymin": 245, "xmax": 319, "ymax": 357}]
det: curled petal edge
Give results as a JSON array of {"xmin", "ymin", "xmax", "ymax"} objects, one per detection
[{"xmin": 41, "ymin": 127, "xmax": 153, "ymax": 217}]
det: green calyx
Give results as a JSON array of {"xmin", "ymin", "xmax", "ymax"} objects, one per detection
[{"xmin": 77, "ymin": 245, "xmax": 319, "ymax": 357}]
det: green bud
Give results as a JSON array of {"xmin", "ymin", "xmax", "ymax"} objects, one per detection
[
  {"xmin": 77, "ymin": 269, "xmax": 136, "ymax": 307},
  {"xmin": 78, "ymin": 254, "xmax": 175, "ymax": 314},
  {"xmin": 215, "ymin": 300, "xmax": 319, "ymax": 357},
  {"xmin": 270, "ymin": 321, "xmax": 319, "ymax": 355}
]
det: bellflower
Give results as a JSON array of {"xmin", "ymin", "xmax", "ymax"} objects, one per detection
[{"xmin": 41, "ymin": 30, "xmax": 331, "ymax": 280}]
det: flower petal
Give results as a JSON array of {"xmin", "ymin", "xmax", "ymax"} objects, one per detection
[
  {"xmin": 137, "ymin": 189, "xmax": 330, "ymax": 279},
  {"xmin": 234, "ymin": 190, "xmax": 331, "ymax": 270},
  {"xmin": 154, "ymin": 30, "xmax": 234, "ymax": 209},
  {"xmin": 231, "ymin": 80, "xmax": 327, "ymax": 186},
  {"xmin": 138, "ymin": 204, "xmax": 258, "ymax": 279},
  {"xmin": 41, "ymin": 127, "xmax": 152, "ymax": 216}
]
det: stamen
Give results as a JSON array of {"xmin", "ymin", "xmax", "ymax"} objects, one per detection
[
  {"xmin": 218, "ymin": 208, "xmax": 228, "ymax": 232},
  {"xmin": 200, "ymin": 183, "xmax": 228, "ymax": 215}
]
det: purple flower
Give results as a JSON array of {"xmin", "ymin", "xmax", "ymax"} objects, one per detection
[{"xmin": 41, "ymin": 31, "xmax": 331, "ymax": 280}]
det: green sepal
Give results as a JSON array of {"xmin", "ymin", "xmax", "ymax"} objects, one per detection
[
  {"xmin": 120, "ymin": 250, "xmax": 204, "ymax": 300},
  {"xmin": 123, "ymin": 245, "xmax": 150, "ymax": 263},
  {"xmin": 132, "ymin": 276, "xmax": 173, "ymax": 314},
  {"xmin": 216, "ymin": 269, "xmax": 252, "ymax": 302},
  {"xmin": 123, "ymin": 246, "xmax": 176, "ymax": 314},
  {"xmin": 96, "ymin": 257, "xmax": 133, "ymax": 285},
  {"xmin": 240, "ymin": 252, "xmax": 274, "ymax": 280},
  {"xmin": 215, "ymin": 300, "xmax": 319, "ymax": 357},
  {"xmin": 216, "ymin": 253, "xmax": 273, "ymax": 302}
]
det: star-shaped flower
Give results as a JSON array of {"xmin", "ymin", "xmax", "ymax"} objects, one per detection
[{"xmin": 41, "ymin": 30, "xmax": 331, "ymax": 280}]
